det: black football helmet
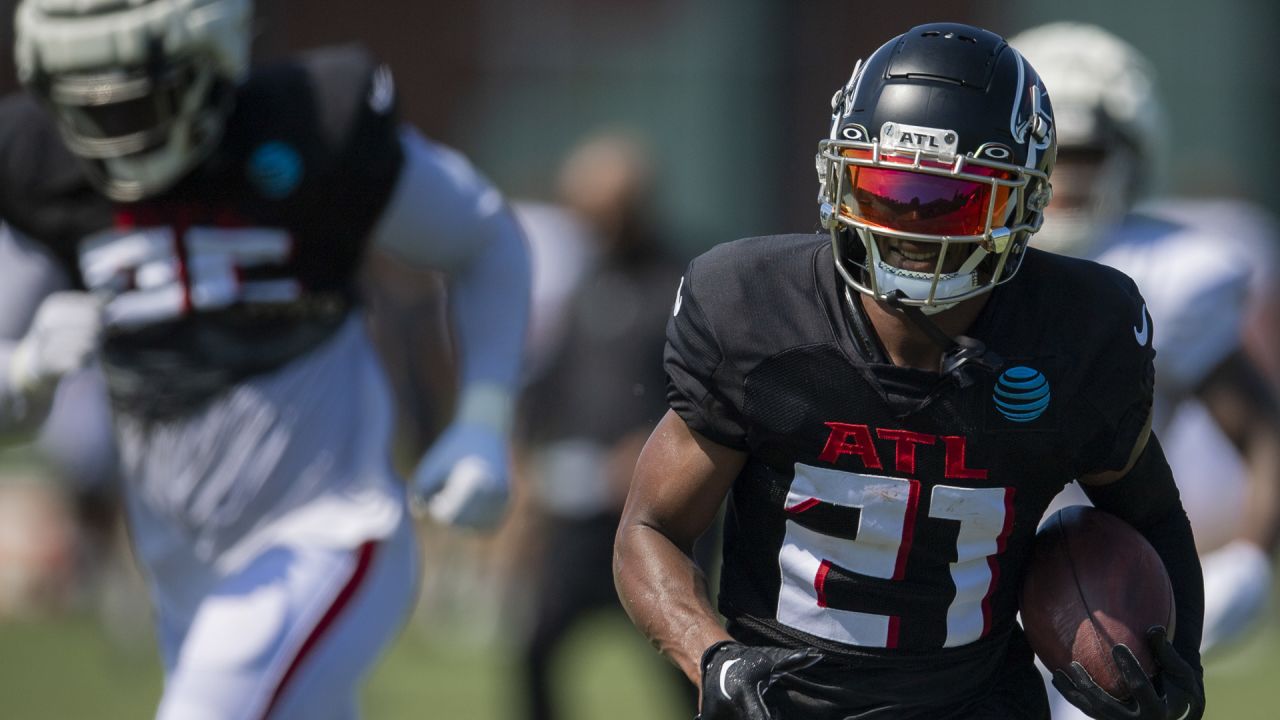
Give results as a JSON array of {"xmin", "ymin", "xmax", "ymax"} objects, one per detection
[{"xmin": 818, "ymin": 22, "xmax": 1056, "ymax": 313}]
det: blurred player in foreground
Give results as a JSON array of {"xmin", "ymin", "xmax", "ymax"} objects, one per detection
[
  {"xmin": 0, "ymin": 0, "xmax": 530, "ymax": 718},
  {"xmin": 614, "ymin": 22, "xmax": 1205, "ymax": 720},
  {"xmin": 1012, "ymin": 22, "xmax": 1280, "ymax": 663}
]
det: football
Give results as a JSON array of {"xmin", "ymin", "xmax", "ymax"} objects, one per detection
[{"xmin": 1020, "ymin": 505, "xmax": 1175, "ymax": 699}]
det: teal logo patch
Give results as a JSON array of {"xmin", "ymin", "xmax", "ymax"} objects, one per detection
[
  {"xmin": 993, "ymin": 366, "xmax": 1050, "ymax": 423},
  {"xmin": 247, "ymin": 141, "xmax": 303, "ymax": 199}
]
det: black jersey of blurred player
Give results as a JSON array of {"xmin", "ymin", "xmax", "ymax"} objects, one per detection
[
  {"xmin": 666, "ymin": 233, "xmax": 1153, "ymax": 668},
  {"xmin": 0, "ymin": 45, "xmax": 402, "ymax": 418}
]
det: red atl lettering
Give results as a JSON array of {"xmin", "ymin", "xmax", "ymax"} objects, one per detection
[
  {"xmin": 875, "ymin": 429, "xmax": 935, "ymax": 475},
  {"xmin": 818, "ymin": 424, "xmax": 989, "ymax": 479},
  {"xmin": 818, "ymin": 422, "xmax": 883, "ymax": 469},
  {"xmin": 943, "ymin": 435, "xmax": 988, "ymax": 480}
]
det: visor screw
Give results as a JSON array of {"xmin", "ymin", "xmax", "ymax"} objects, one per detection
[
  {"xmin": 943, "ymin": 132, "xmax": 956, "ymax": 144},
  {"xmin": 883, "ymin": 123, "xmax": 895, "ymax": 137},
  {"xmin": 1031, "ymin": 116, "xmax": 1048, "ymax": 141}
]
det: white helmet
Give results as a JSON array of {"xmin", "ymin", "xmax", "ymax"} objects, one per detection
[
  {"xmin": 15, "ymin": 0, "xmax": 253, "ymax": 201},
  {"xmin": 1009, "ymin": 22, "xmax": 1167, "ymax": 257}
]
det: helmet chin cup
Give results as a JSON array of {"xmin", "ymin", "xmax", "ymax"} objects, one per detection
[{"xmin": 865, "ymin": 231, "xmax": 983, "ymax": 315}]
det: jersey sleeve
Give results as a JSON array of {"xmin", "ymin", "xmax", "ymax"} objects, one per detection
[
  {"xmin": 1153, "ymin": 264, "xmax": 1247, "ymax": 391},
  {"xmin": 370, "ymin": 127, "xmax": 513, "ymax": 271},
  {"xmin": 297, "ymin": 44, "xmax": 404, "ymax": 194},
  {"xmin": 664, "ymin": 253, "xmax": 750, "ymax": 449},
  {"xmin": 1068, "ymin": 271, "xmax": 1157, "ymax": 476}
]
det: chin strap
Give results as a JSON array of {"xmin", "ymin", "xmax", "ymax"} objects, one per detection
[{"xmin": 883, "ymin": 291, "xmax": 1004, "ymax": 386}]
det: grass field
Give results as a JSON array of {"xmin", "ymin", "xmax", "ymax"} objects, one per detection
[
  {"xmin": 0, "ymin": 606, "xmax": 691, "ymax": 720},
  {"xmin": 1, "ymin": 599, "xmax": 1277, "ymax": 719}
]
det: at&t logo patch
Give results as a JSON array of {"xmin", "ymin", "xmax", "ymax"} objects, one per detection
[
  {"xmin": 247, "ymin": 141, "xmax": 303, "ymax": 199},
  {"xmin": 992, "ymin": 366, "xmax": 1050, "ymax": 423}
]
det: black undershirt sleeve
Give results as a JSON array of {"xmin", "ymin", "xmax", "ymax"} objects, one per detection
[{"xmin": 1081, "ymin": 434, "xmax": 1204, "ymax": 685}]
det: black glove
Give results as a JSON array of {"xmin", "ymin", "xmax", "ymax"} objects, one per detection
[
  {"xmin": 696, "ymin": 640, "xmax": 823, "ymax": 720},
  {"xmin": 1051, "ymin": 627, "xmax": 1204, "ymax": 720}
]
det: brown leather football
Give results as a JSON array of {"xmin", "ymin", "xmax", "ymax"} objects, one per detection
[{"xmin": 1020, "ymin": 505, "xmax": 1176, "ymax": 699}]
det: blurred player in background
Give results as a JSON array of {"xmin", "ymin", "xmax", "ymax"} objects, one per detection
[
  {"xmin": 1012, "ymin": 23, "xmax": 1280, "ymax": 666},
  {"xmin": 516, "ymin": 132, "xmax": 690, "ymax": 719},
  {"xmin": 0, "ymin": 222, "xmax": 119, "ymax": 615},
  {"xmin": 0, "ymin": 217, "xmax": 125, "ymax": 623},
  {"xmin": 615, "ymin": 22, "xmax": 1204, "ymax": 720},
  {"xmin": 0, "ymin": 1, "xmax": 529, "ymax": 718}
]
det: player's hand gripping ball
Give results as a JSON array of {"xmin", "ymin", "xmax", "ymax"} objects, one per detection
[{"xmin": 1022, "ymin": 506, "xmax": 1203, "ymax": 719}]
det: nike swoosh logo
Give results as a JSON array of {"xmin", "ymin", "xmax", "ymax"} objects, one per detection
[
  {"xmin": 719, "ymin": 657, "xmax": 741, "ymax": 699},
  {"xmin": 1174, "ymin": 706, "xmax": 1191, "ymax": 720},
  {"xmin": 1133, "ymin": 303, "xmax": 1150, "ymax": 346},
  {"xmin": 673, "ymin": 277, "xmax": 685, "ymax": 317}
]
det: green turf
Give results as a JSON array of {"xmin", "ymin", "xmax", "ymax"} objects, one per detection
[
  {"xmin": 1, "ymin": 604, "xmax": 1276, "ymax": 719},
  {"xmin": 0, "ymin": 614, "xmax": 161, "ymax": 720},
  {"xmin": 0, "ymin": 608, "xmax": 691, "ymax": 720}
]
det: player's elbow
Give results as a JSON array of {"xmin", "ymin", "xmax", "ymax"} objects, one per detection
[
  {"xmin": 612, "ymin": 516, "xmax": 645, "ymax": 604},
  {"xmin": 613, "ymin": 510, "xmax": 669, "ymax": 585}
]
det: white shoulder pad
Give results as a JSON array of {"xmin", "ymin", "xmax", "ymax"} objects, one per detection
[{"xmin": 1097, "ymin": 222, "xmax": 1249, "ymax": 391}]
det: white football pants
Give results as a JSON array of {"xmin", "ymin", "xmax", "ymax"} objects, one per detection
[{"xmin": 151, "ymin": 514, "xmax": 419, "ymax": 720}]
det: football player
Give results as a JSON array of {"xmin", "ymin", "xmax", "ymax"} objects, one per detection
[
  {"xmin": 0, "ymin": 1, "xmax": 529, "ymax": 718},
  {"xmin": 614, "ymin": 22, "xmax": 1205, "ymax": 720},
  {"xmin": 1011, "ymin": 22, "xmax": 1280, "ymax": 657}
]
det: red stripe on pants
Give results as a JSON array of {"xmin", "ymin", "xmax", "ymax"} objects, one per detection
[{"xmin": 259, "ymin": 541, "xmax": 378, "ymax": 719}]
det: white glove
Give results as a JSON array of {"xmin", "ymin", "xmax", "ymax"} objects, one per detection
[
  {"xmin": 411, "ymin": 420, "xmax": 511, "ymax": 531},
  {"xmin": 8, "ymin": 291, "xmax": 104, "ymax": 397},
  {"xmin": 1200, "ymin": 540, "xmax": 1272, "ymax": 655}
]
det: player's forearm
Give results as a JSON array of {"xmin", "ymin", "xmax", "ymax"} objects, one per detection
[
  {"xmin": 1137, "ymin": 505, "xmax": 1205, "ymax": 678},
  {"xmin": 1083, "ymin": 436, "xmax": 1205, "ymax": 677},
  {"xmin": 613, "ymin": 521, "xmax": 732, "ymax": 686},
  {"xmin": 446, "ymin": 209, "xmax": 530, "ymax": 416}
]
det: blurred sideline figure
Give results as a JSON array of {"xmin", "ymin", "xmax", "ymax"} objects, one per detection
[
  {"xmin": 0, "ymin": 1, "xmax": 529, "ymax": 719},
  {"xmin": 515, "ymin": 133, "xmax": 692, "ymax": 719},
  {"xmin": 1011, "ymin": 21, "xmax": 1280, "ymax": 718}
]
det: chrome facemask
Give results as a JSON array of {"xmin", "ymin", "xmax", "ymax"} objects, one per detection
[{"xmin": 817, "ymin": 133, "xmax": 1051, "ymax": 312}]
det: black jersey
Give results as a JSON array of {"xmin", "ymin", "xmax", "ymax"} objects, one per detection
[
  {"xmin": 0, "ymin": 45, "xmax": 404, "ymax": 418},
  {"xmin": 666, "ymin": 234, "xmax": 1153, "ymax": 711}
]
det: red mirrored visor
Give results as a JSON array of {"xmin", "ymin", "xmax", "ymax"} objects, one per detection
[{"xmin": 839, "ymin": 149, "xmax": 1016, "ymax": 236}]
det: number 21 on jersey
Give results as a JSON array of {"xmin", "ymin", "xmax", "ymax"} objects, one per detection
[{"xmin": 777, "ymin": 463, "xmax": 1014, "ymax": 648}]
